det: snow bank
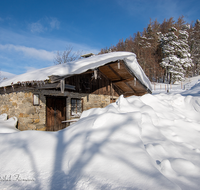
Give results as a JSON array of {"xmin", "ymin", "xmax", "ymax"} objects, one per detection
[
  {"xmin": 0, "ymin": 92, "xmax": 200, "ymax": 189},
  {"xmin": 0, "ymin": 113, "xmax": 8, "ymax": 121},
  {"xmin": 0, "ymin": 114, "xmax": 19, "ymax": 133},
  {"xmin": 0, "ymin": 52, "xmax": 152, "ymax": 92},
  {"xmin": 181, "ymin": 81, "xmax": 200, "ymax": 96}
]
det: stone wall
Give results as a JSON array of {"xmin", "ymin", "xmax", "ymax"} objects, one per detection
[
  {"xmin": 0, "ymin": 91, "xmax": 46, "ymax": 131},
  {"xmin": 0, "ymin": 89, "xmax": 118, "ymax": 131}
]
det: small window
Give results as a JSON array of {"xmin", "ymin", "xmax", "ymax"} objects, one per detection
[
  {"xmin": 33, "ymin": 94, "xmax": 40, "ymax": 106},
  {"xmin": 110, "ymin": 98, "xmax": 117, "ymax": 103},
  {"xmin": 71, "ymin": 98, "xmax": 82, "ymax": 117}
]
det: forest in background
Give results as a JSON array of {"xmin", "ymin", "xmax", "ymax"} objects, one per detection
[{"xmin": 99, "ymin": 16, "xmax": 200, "ymax": 84}]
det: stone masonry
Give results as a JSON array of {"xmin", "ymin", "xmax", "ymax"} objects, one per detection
[{"xmin": 0, "ymin": 89, "xmax": 118, "ymax": 131}]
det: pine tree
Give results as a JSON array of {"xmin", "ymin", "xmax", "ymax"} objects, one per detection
[
  {"xmin": 160, "ymin": 25, "xmax": 193, "ymax": 83},
  {"xmin": 177, "ymin": 25, "xmax": 193, "ymax": 77},
  {"xmin": 99, "ymin": 16, "xmax": 195, "ymax": 82},
  {"xmin": 190, "ymin": 19, "xmax": 200, "ymax": 75},
  {"xmin": 159, "ymin": 27, "xmax": 184, "ymax": 83}
]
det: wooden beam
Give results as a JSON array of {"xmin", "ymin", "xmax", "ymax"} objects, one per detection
[
  {"xmin": 112, "ymin": 78, "xmax": 134, "ymax": 84},
  {"xmin": 123, "ymin": 91, "xmax": 136, "ymax": 94},
  {"xmin": 37, "ymin": 83, "xmax": 59, "ymax": 89},
  {"xmin": 99, "ymin": 70, "xmax": 124, "ymax": 95},
  {"xmin": 108, "ymin": 65, "xmax": 122, "ymax": 80},
  {"xmin": 36, "ymin": 83, "xmax": 75, "ymax": 90},
  {"xmin": 48, "ymin": 75, "xmax": 65, "ymax": 83},
  {"xmin": 125, "ymin": 82, "xmax": 137, "ymax": 94},
  {"xmin": 121, "ymin": 61, "xmax": 151, "ymax": 94}
]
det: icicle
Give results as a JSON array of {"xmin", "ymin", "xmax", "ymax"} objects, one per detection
[
  {"xmin": 4, "ymin": 87, "xmax": 6, "ymax": 92},
  {"xmin": 60, "ymin": 79, "xmax": 65, "ymax": 93},
  {"xmin": 94, "ymin": 69, "xmax": 97, "ymax": 80},
  {"xmin": 134, "ymin": 78, "xmax": 136, "ymax": 86},
  {"xmin": 118, "ymin": 60, "xmax": 120, "ymax": 69},
  {"xmin": 12, "ymin": 85, "xmax": 14, "ymax": 91}
]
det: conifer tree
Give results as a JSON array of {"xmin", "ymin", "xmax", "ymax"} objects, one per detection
[
  {"xmin": 159, "ymin": 27, "xmax": 183, "ymax": 83},
  {"xmin": 190, "ymin": 19, "xmax": 200, "ymax": 75},
  {"xmin": 99, "ymin": 16, "xmax": 197, "ymax": 82},
  {"xmin": 177, "ymin": 25, "xmax": 193, "ymax": 77},
  {"xmin": 160, "ymin": 25, "xmax": 193, "ymax": 83}
]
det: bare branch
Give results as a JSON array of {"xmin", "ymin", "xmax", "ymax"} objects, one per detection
[{"xmin": 54, "ymin": 45, "xmax": 82, "ymax": 65}]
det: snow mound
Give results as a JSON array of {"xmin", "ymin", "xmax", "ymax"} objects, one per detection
[
  {"xmin": 182, "ymin": 82, "xmax": 200, "ymax": 96},
  {"xmin": 0, "ymin": 94, "xmax": 200, "ymax": 189},
  {"xmin": 0, "ymin": 113, "xmax": 8, "ymax": 121},
  {"xmin": 0, "ymin": 114, "xmax": 19, "ymax": 133}
]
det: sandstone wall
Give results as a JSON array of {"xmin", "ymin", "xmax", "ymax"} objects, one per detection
[
  {"xmin": 0, "ymin": 89, "xmax": 118, "ymax": 131},
  {"xmin": 0, "ymin": 91, "xmax": 46, "ymax": 131}
]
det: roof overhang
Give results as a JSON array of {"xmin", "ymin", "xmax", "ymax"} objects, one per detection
[
  {"xmin": 0, "ymin": 52, "xmax": 152, "ymax": 95},
  {"xmin": 98, "ymin": 60, "xmax": 151, "ymax": 96}
]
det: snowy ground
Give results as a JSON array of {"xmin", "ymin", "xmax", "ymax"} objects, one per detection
[
  {"xmin": 152, "ymin": 75, "xmax": 200, "ymax": 94},
  {"xmin": 0, "ymin": 82, "xmax": 200, "ymax": 189}
]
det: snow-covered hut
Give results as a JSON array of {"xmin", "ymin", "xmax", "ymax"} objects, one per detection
[{"xmin": 0, "ymin": 52, "xmax": 152, "ymax": 131}]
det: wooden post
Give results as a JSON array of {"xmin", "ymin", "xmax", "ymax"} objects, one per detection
[{"xmin": 111, "ymin": 82, "xmax": 113, "ymax": 103}]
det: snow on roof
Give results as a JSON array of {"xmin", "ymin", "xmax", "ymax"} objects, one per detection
[{"xmin": 0, "ymin": 52, "xmax": 152, "ymax": 91}]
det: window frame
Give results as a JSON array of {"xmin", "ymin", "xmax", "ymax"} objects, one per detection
[{"xmin": 71, "ymin": 98, "xmax": 83, "ymax": 117}]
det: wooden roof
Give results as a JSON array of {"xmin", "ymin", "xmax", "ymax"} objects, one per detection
[{"xmin": 98, "ymin": 60, "xmax": 150, "ymax": 96}]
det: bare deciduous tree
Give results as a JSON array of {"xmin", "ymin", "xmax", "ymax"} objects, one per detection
[{"xmin": 54, "ymin": 45, "xmax": 82, "ymax": 65}]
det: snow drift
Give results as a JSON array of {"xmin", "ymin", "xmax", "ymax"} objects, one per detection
[
  {"xmin": 0, "ymin": 89, "xmax": 200, "ymax": 189},
  {"xmin": 0, "ymin": 113, "xmax": 19, "ymax": 133}
]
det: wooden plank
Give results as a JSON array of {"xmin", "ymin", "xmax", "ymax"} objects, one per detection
[
  {"xmin": 62, "ymin": 119, "xmax": 79, "ymax": 123},
  {"xmin": 108, "ymin": 65, "xmax": 123, "ymax": 80},
  {"xmin": 108, "ymin": 61, "xmax": 132, "ymax": 79},
  {"xmin": 122, "ymin": 61, "xmax": 150, "ymax": 93},
  {"xmin": 115, "ymin": 82, "xmax": 132, "ymax": 92},
  {"xmin": 125, "ymin": 82, "xmax": 137, "ymax": 94},
  {"xmin": 112, "ymin": 78, "xmax": 134, "ymax": 84},
  {"xmin": 37, "ymin": 83, "xmax": 59, "ymax": 89},
  {"xmin": 46, "ymin": 96, "xmax": 66, "ymax": 131},
  {"xmin": 48, "ymin": 75, "xmax": 66, "ymax": 83},
  {"xmin": 99, "ymin": 66, "xmax": 120, "ymax": 81},
  {"xmin": 46, "ymin": 97, "xmax": 54, "ymax": 131}
]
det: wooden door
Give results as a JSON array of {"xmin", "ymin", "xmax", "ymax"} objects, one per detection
[{"xmin": 46, "ymin": 96, "xmax": 66, "ymax": 131}]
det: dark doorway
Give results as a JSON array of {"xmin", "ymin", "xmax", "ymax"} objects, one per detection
[{"xmin": 46, "ymin": 96, "xmax": 66, "ymax": 131}]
